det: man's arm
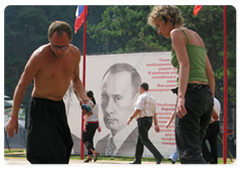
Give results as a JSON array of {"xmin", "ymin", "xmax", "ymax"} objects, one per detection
[
  {"xmin": 165, "ymin": 111, "xmax": 175, "ymax": 128},
  {"xmin": 6, "ymin": 51, "xmax": 41, "ymax": 137},
  {"xmin": 71, "ymin": 49, "xmax": 88, "ymax": 104},
  {"xmin": 153, "ymin": 113, "xmax": 160, "ymax": 133},
  {"xmin": 127, "ymin": 109, "xmax": 141, "ymax": 125},
  {"xmin": 211, "ymin": 109, "xmax": 219, "ymax": 123}
]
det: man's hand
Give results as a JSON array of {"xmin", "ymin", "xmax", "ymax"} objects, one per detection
[
  {"xmin": 81, "ymin": 102, "xmax": 93, "ymax": 115},
  {"xmin": 6, "ymin": 116, "xmax": 18, "ymax": 137},
  {"xmin": 165, "ymin": 122, "xmax": 170, "ymax": 129},
  {"xmin": 82, "ymin": 110, "xmax": 88, "ymax": 115},
  {"xmin": 154, "ymin": 126, "xmax": 160, "ymax": 133},
  {"xmin": 127, "ymin": 117, "xmax": 132, "ymax": 125},
  {"xmin": 211, "ymin": 109, "xmax": 219, "ymax": 122}
]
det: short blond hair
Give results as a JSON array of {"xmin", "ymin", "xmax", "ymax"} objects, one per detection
[{"xmin": 147, "ymin": 5, "xmax": 184, "ymax": 27}]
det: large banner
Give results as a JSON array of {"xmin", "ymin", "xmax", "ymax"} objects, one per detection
[{"xmin": 65, "ymin": 52, "xmax": 177, "ymax": 158}]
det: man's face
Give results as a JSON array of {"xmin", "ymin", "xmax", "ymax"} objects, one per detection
[
  {"xmin": 101, "ymin": 71, "xmax": 135, "ymax": 134},
  {"xmin": 48, "ymin": 32, "xmax": 70, "ymax": 59}
]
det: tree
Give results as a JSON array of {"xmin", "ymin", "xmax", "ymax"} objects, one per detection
[
  {"xmin": 88, "ymin": 5, "xmax": 236, "ymax": 135},
  {"xmin": 4, "ymin": 6, "xmax": 236, "ymax": 135},
  {"xmin": 88, "ymin": 5, "xmax": 171, "ymax": 53}
]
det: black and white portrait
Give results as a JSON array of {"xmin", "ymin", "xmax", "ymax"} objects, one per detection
[{"xmin": 96, "ymin": 63, "xmax": 141, "ymax": 156}]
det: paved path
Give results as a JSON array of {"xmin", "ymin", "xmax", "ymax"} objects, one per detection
[{"xmin": 4, "ymin": 158, "xmax": 172, "ymax": 165}]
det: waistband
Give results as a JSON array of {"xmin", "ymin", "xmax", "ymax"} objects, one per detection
[
  {"xmin": 137, "ymin": 116, "xmax": 153, "ymax": 121},
  {"xmin": 87, "ymin": 121, "xmax": 99, "ymax": 124},
  {"xmin": 31, "ymin": 97, "xmax": 63, "ymax": 103},
  {"xmin": 171, "ymin": 83, "xmax": 209, "ymax": 94}
]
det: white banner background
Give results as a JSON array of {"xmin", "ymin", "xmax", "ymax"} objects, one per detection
[{"xmin": 65, "ymin": 52, "xmax": 177, "ymax": 158}]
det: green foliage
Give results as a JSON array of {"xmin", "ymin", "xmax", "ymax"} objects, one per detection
[{"xmin": 4, "ymin": 5, "xmax": 236, "ymax": 113}]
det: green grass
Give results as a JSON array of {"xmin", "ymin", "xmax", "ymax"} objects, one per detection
[
  {"xmin": 217, "ymin": 158, "xmax": 235, "ymax": 164},
  {"xmin": 4, "ymin": 149, "xmax": 235, "ymax": 164},
  {"xmin": 71, "ymin": 155, "xmax": 159, "ymax": 162},
  {"xmin": 4, "ymin": 149, "xmax": 24, "ymax": 154}
]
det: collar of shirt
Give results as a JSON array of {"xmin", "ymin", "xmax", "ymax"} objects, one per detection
[{"xmin": 106, "ymin": 120, "xmax": 137, "ymax": 155}]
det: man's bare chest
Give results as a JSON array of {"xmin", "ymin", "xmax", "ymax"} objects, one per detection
[{"xmin": 37, "ymin": 57, "xmax": 75, "ymax": 80}]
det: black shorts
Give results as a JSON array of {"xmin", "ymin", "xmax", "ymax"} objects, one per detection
[{"xmin": 26, "ymin": 97, "xmax": 73, "ymax": 164}]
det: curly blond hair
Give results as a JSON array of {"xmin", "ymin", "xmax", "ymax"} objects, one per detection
[{"xmin": 147, "ymin": 5, "xmax": 184, "ymax": 27}]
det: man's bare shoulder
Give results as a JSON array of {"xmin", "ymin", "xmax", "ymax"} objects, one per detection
[
  {"xmin": 69, "ymin": 44, "xmax": 80, "ymax": 54},
  {"xmin": 25, "ymin": 44, "xmax": 49, "ymax": 68},
  {"xmin": 30, "ymin": 44, "xmax": 50, "ymax": 60},
  {"xmin": 69, "ymin": 44, "xmax": 81, "ymax": 61}
]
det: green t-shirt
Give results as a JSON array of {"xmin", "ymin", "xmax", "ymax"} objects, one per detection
[{"xmin": 171, "ymin": 28, "xmax": 208, "ymax": 86}]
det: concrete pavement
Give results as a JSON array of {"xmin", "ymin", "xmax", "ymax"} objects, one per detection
[{"xmin": 2, "ymin": 157, "xmax": 180, "ymax": 167}]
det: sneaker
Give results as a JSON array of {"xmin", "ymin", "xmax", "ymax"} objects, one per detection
[{"xmin": 167, "ymin": 157, "xmax": 176, "ymax": 164}]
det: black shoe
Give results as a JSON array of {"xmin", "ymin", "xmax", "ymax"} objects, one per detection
[
  {"xmin": 130, "ymin": 161, "xmax": 141, "ymax": 164},
  {"xmin": 156, "ymin": 157, "xmax": 164, "ymax": 164},
  {"xmin": 84, "ymin": 158, "xmax": 92, "ymax": 163},
  {"xmin": 167, "ymin": 158, "xmax": 175, "ymax": 164},
  {"xmin": 94, "ymin": 153, "xmax": 99, "ymax": 162}
]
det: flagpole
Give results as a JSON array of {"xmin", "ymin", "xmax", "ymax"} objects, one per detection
[
  {"xmin": 80, "ymin": 5, "xmax": 87, "ymax": 160},
  {"xmin": 223, "ymin": 5, "xmax": 228, "ymax": 164}
]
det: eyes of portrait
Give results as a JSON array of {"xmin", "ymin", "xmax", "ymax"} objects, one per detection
[
  {"xmin": 101, "ymin": 93, "xmax": 122, "ymax": 103},
  {"xmin": 112, "ymin": 95, "xmax": 122, "ymax": 102}
]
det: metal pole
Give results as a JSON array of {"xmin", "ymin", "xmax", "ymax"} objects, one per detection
[
  {"xmin": 223, "ymin": 5, "xmax": 228, "ymax": 164},
  {"xmin": 80, "ymin": 5, "xmax": 88, "ymax": 160}
]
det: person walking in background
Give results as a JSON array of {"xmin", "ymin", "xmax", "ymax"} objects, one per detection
[
  {"xmin": 6, "ymin": 21, "xmax": 90, "ymax": 164},
  {"xmin": 127, "ymin": 82, "xmax": 164, "ymax": 164},
  {"xmin": 148, "ymin": 6, "xmax": 215, "ymax": 164},
  {"xmin": 165, "ymin": 111, "xmax": 178, "ymax": 164},
  {"xmin": 82, "ymin": 90, "xmax": 101, "ymax": 163},
  {"xmin": 202, "ymin": 97, "xmax": 221, "ymax": 164}
]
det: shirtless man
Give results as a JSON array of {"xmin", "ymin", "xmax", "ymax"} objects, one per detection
[{"xmin": 6, "ymin": 21, "xmax": 89, "ymax": 164}]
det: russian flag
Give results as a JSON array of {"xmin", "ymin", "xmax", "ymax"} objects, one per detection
[
  {"xmin": 74, "ymin": 5, "xmax": 88, "ymax": 34},
  {"xmin": 193, "ymin": 5, "xmax": 203, "ymax": 16}
]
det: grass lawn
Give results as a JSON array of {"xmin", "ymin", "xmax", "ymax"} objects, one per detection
[{"xmin": 4, "ymin": 149, "xmax": 236, "ymax": 164}]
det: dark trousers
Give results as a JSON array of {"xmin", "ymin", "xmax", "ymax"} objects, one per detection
[
  {"xmin": 134, "ymin": 117, "xmax": 163, "ymax": 163},
  {"xmin": 202, "ymin": 121, "xmax": 220, "ymax": 164},
  {"xmin": 174, "ymin": 84, "xmax": 213, "ymax": 164},
  {"xmin": 27, "ymin": 97, "xmax": 73, "ymax": 164},
  {"xmin": 82, "ymin": 122, "xmax": 98, "ymax": 155}
]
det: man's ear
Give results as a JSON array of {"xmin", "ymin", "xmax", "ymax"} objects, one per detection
[{"xmin": 48, "ymin": 36, "xmax": 51, "ymax": 42}]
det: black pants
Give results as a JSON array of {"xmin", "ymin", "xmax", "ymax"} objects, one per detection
[
  {"xmin": 82, "ymin": 122, "xmax": 98, "ymax": 155},
  {"xmin": 174, "ymin": 84, "xmax": 213, "ymax": 164},
  {"xmin": 134, "ymin": 117, "xmax": 163, "ymax": 163},
  {"xmin": 27, "ymin": 97, "xmax": 73, "ymax": 164},
  {"xmin": 202, "ymin": 121, "xmax": 220, "ymax": 164}
]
